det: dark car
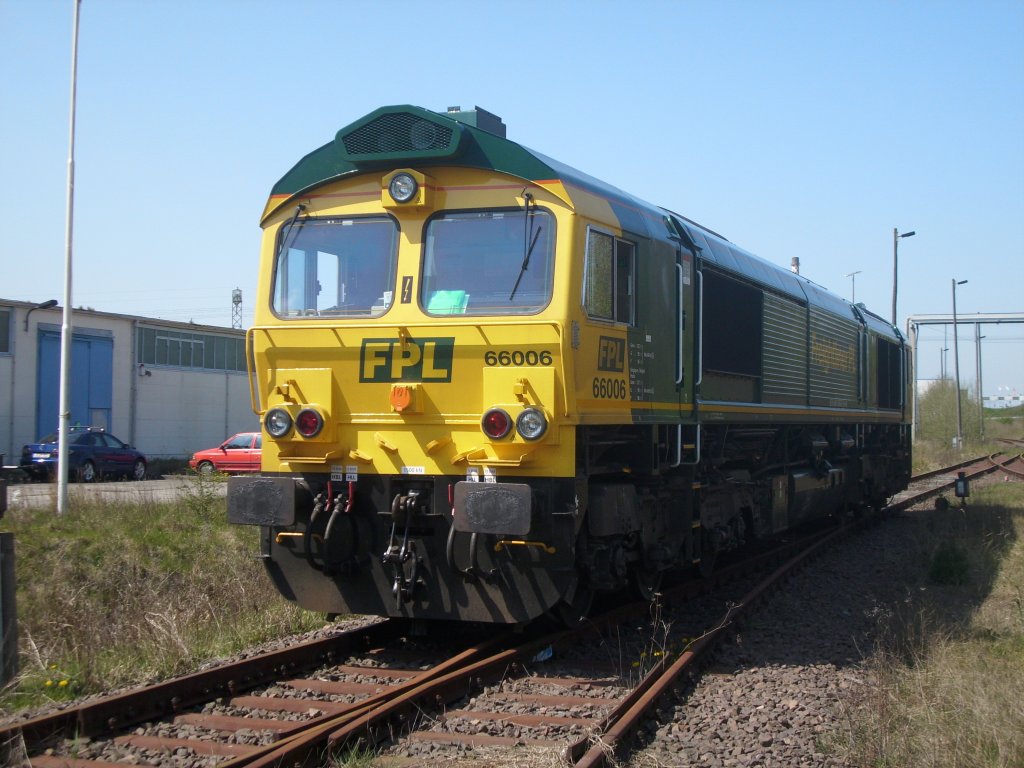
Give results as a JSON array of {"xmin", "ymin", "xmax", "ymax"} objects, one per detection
[
  {"xmin": 188, "ymin": 432, "xmax": 262, "ymax": 474},
  {"xmin": 20, "ymin": 427, "xmax": 147, "ymax": 482}
]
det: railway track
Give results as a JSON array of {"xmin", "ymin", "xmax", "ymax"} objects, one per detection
[
  {"xmin": 3, "ymin": 454, "xmax": 1020, "ymax": 768},
  {"xmin": 0, "ymin": 524, "xmax": 855, "ymax": 768},
  {"xmin": 893, "ymin": 449, "xmax": 1024, "ymax": 511},
  {"xmin": 992, "ymin": 439, "xmax": 1024, "ymax": 479}
]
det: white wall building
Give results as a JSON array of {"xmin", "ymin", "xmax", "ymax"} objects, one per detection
[{"xmin": 1, "ymin": 299, "xmax": 257, "ymax": 464}]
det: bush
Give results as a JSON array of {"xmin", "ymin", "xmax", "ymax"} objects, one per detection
[
  {"xmin": 929, "ymin": 541, "xmax": 971, "ymax": 586},
  {"xmin": 916, "ymin": 378, "xmax": 982, "ymax": 446}
]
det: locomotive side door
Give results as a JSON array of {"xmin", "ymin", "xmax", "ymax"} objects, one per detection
[{"xmin": 663, "ymin": 215, "xmax": 699, "ymax": 465}]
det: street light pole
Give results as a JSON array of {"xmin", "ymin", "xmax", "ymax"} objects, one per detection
[
  {"xmin": 57, "ymin": 0, "xmax": 82, "ymax": 515},
  {"xmin": 892, "ymin": 228, "xmax": 916, "ymax": 325},
  {"xmin": 952, "ymin": 278, "xmax": 968, "ymax": 450},
  {"xmin": 975, "ymin": 325, "xmax": 985, "ymax": 440},
  {"xmin": 845, "ymin": 270, "xmax": 862, "ymax": 304}
]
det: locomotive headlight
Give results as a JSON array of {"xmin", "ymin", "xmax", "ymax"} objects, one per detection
[
  {"xmin": 515, "ymin": 408, "xmax": 549, "ymax": 441},
  {"xmin": 388, "ymin": 172, "xmax": 418, "ymax": 204},
  {"xmin": 481, "ymin": 408, "xmax": 513, "ymax": 440},
  {"xmin": 295, "ymin": 408, "xmax": 325, "ymax": 438},
  {"xmin": 265, "ymin": 408, "xmax": 293, "ymax": 438}
]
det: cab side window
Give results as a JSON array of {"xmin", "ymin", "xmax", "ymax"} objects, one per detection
[{"xmin": 584, "ymin": 229, "xmax": 634, "ymax": 324}]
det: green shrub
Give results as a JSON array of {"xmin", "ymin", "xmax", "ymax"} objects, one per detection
[{"xmin": 929, "ymin": 541, "xmax": 970, "ymax": 585}]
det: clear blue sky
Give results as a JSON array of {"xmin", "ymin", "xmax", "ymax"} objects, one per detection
[{"xmin": 2, "ymin": 0, "xmax": 1022, "ymax": 396}]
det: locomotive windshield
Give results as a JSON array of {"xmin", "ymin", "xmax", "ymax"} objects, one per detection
[
  {"xmin": 272, "ymin": 216, "xmax": 399, "ymax": 318},
  {"xmin": 421, "ymin": 209, "xmax": 555, "ymax": 315}
]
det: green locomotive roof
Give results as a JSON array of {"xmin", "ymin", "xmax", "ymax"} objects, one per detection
[
  {"xmin": 268, "ymin": 104, "xmax": 664, "ymax": 237},
  {"xmin": 271, "ymin": 105, "xmax": 553, "ymax": 197},
  {"xmin": 268, "ymin": 107, "xmax": 548, "ymax": 199}
]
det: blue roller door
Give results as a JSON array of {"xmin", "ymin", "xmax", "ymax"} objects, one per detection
[{"xmin": 35, "ymin": 328, "xmax": 114, "ymax": 439}]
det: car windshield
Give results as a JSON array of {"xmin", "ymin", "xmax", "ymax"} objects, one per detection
[
  {"xmin": 421, "ymin": 209, "xmax": 555, "ymax": 316},
  {"xmin": 272, "ymin": 216, "xmax": 399, "ymax": 318}
]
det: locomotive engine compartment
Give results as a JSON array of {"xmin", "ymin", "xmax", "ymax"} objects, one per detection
[{"xmin": 227, "ymin": 104, "xmax": 912, "ymax": 625}]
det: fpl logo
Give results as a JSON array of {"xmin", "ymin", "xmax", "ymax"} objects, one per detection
[
  {"xmin": 597, "ymin": 336, "xmax": 625, "ymax": 373},
  {"xmin": 360, "ymin": 337, "xmax": 455, "ymax": 382}
]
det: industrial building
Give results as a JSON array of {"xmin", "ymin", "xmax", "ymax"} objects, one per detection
[{"xmin": 1, "ymin": 299, "xmax": 256, "ymax": 466}]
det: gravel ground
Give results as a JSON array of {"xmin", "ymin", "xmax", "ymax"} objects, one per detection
[
  {"xmin": 375, "ymin": 507, "xmax": 939, "ymax": 768},
  {"xmin": 388, "ymin": 495, "xmax": 981, "ymax": 768},
  {"xmin": 623, "ymin": 506, "xmax": 939, "ymax": 768}
]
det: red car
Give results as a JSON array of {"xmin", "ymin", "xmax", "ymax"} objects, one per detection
[{"xmin": 189, "ymin": 432, "xmax": 262, "ymax": 474}]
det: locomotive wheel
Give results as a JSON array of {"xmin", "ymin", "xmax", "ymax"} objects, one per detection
[
  {"xmin": 553, "ymin": 579, "xmax": 594, "ymax": 627},
  {"xmin": 632, "ymin": 566, "xmax": 662, "ymax": 602},
  {"xmin": 697, "ymin": 529, "xmax": 718, "ymax": 578}
]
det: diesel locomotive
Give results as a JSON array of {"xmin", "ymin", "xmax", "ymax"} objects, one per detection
[{"xmin": 227, "ymin": 105, "xmax": 912, "ymax": 624}]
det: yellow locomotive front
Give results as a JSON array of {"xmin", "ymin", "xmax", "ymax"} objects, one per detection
[{"xmin": 229, "ymin": 107, "xmax": 600, "ymax": 623}]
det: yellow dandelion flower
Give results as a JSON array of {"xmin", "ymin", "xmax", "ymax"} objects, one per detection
[
  {"xmin": 59, "ymin": 679, "xmax": 69, "ymax": 687},
  {"xmin": 44, "ymin": 680, "xmax": 53, "ymax": 687}
]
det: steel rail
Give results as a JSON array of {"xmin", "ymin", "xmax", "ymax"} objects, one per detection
[
  {"xmin": 987, "ymin": 451, "xmax": 1024, "ymax": 479},
  {"xmin": 565, "ymin": 454, "xmax": 1024, "ymax": 766},
  {"xmin": 891, "ymin": 453, "xmax": 1012, "ymax": 512},
  {"xmin": 212, "ymin": 631, "xmax": 523, "ymax": 768},
  {"xmin": 211, "ymin": 457, "xmax": 1023, "ymax": 766},
  {"xmin": 0, "ymin": 620, "xmax": 408, "ymax": 755},
  {"xmin": 911, "ymin": 453, "xmax": 993, "ymax": 482},
  {"xmin": 567, "ymin": 525, "xmax": 845, "ymax": 767},
  {"xmin": 202, "ymin": 488, "xmax": 951, "ymax": 768},
  {"xmin": 216, "ymin": 526, "xmax": 850, "ymax": 767},
  {"xmin": 565, "ymin": 453, "xmax": 1006, "ymax": 767}
]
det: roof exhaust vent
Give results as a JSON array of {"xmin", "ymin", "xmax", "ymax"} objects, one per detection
[
  {"xmin": 336, "ymin": 106, "xmax": 464, "ymax": 162},
  {"xmin": 443, "ymin": 105, "xmax": 506, "ymax": 138}
]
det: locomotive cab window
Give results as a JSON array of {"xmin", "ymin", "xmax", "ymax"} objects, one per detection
[
  {"xmin": 584, "ymin": 229, "xmax": 634, "ymax": 324},
  {"xmin": 421, "ymin": 209, "xmax": 555, "ymax": 316},
  {"xmin": 272, "ymin": 216, "xmax": 398, "ymax": 318}
]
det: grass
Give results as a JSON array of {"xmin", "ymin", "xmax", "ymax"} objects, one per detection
[
  {"xmin": 910, "ymin": 389, "xmax": 1023, "ymax": 475},
  {"xmin": 833, "ymin": 483, "xmax": 1024, "ymax": 767},
  {"xmin": 0, "ymin": 473, "xmax": 324, "ymax": 715}
]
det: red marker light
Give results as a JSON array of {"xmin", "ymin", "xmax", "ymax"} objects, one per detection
[
  {"xmin": 481, "ymin": 408, "xmax": 512, "ymax": 439},
  {"xmin": 295, "ymin": 408, "xmax": 324, "ymax": 438}
]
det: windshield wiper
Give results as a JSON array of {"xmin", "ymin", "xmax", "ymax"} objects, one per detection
[
  {"xmin": 275, "ymin": 203, "xmax": 307, "ymax": 259},
  {"xmin": 509, "ymin": 193, "xmax": 541, "ymax": 301}
]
